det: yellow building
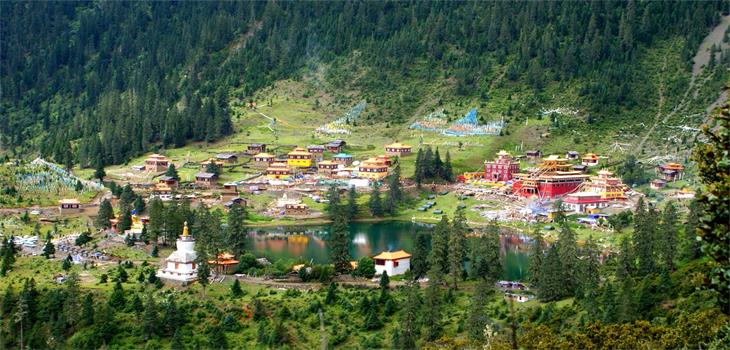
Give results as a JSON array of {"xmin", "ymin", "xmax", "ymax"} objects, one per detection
[
  {"xmin": 266, "ymin": 162, "xmax": 291, "ymax": 179},
  {"xmin": 358, "ymin": 158, "xmax": 389, "ymax": 180},
  {"xmin": 287, "ymin": 147, "xmax": 313, "ymax": 167}
]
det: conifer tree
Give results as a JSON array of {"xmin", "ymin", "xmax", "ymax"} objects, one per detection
[
  {"xmin": 117, "ymin": 205, "xmax": 133, "ymax": 233},
  {"xmin": 618, "ymin": 277, "xmax": 636, "ymax": 323},
  {"xmin": 197, "ymin": 257, "xmax": 211, "ymax": 297},
  {"xmin": 616, "ymin": 236, "xmax": 634, "ymax": 282},
  {"xmin": 557, "ymin": 218, "xmax": 578, "ymax": 296},
  {"xmin": 62, "ymin": 254, "xmax": 72, "ymax": 271},
  {"xmin": 346, "ymin": 186, "xmax": 358, "ymax": 221},
  {"xmin": 230, "ymin": 279, "xmax": 243, "ymax": 298},
  {"xmin": 329, "ymin": 213, "xmax": 352, "ymax": 274},
  {"xmin": 96, "ymin": 199, "xmax": 114, "ymax": 229},
  {"xmin": 226, "ymin": 202, "xmax": 247, "ymax": 257},
  {"xmin": 326, "ymin": 184, "xmax": 341, "ymax": 218},
  {"xmin": 398, "ymin": 282, "xmax": 420, "ymax": 349},
  {"xmin": 163, "ymin": 295, "xmax": 182, "ymax": 336},
  {"xmin": 94, "ymin": 160, "xmax": 106, "ymax": 182},
  {"xmin": 379, "ymin": 271, "xmax": 390, "ymax": 289},
  {"xmin": 467, "ymin": 281, "xmax": 491, "ymax": 340},
  {"xmin": 170, "ymin": 329, "xmax": 185, "ymax": 350},
  {"xmin": 633, "ymin": 198, "xmax": 656, "ymax": 276},
  {"xmin": 42, "ymin": 235, "xmax": 55, "ymax": 259},
  {"xmin": 81, "ymin": 294, "xmax": 94, "ymax": 327},
  {"xmin": 601, "ymin": 282, "xmax": 618, "ymax": 324},
  {"xmin": 134, "ymin": 196, "xmax": 145, "ymax": 214},
  {"xmin": 658, "ymin": 201, "xmax": 678, "ymax": 271},
  {"xmin": 423, "ymin": 274, "xmax": 443, "ymax": 341},
  {"xmin": 108, "ymin": 280, "xmax": 126, "ymax": 309},
  {"xmin": 164, "ymin": 164, "xmax": 180, "ymax": 181},
  {"xmin": 368, "ymin": 182, "xmax": 383, "ymax": 217},
  {"xmin": 527, "ymin": 227, "xmax": 544, "ymax": 287},
  {"xmin": 142, "ymin": 292, "xmax": 158, "ymax": 340},
  {"xmin": 581, "ymin": 235, "xmax": 600, "ymax": 299},
  {"xmin": 384, "ymin": 163, "xmax": 402, "ymax": 215},
  {"xmin": 147, "ymin": 197, "xmax": 164, "ymax": 246},
  {"xmin": 538, "ymin": 245, "xmax": 564, "ymax": 301},
  {"xmin": 0, "ymin": 237, "xmax": 16, "ymax": 276},
  {"xmin": 449, "ymin": 210, "xmax": 468, "ymax": 289},
  {"xmin": 443, "ymin": 150, "xmax": 454, "ymax": 182},
  {"xmin": 680, "ymin": 199, "xmax": 702, "ymax": 261},
  {"xmin": 429, "ymin": 216, "xmax": 450, "ymax": 275},
  {"xmin": 411, "ymin": 232, "xmax": 430, "ymax": 279},
  {"xmin": 414, "ymin": 148, "xmax": 425, "ymax": 188},
  {"xmin": 423, "ymin": 146, "xmax": 434, "ymax": 179},
  {"xmin": 432, "ymin": 147, "xmax": 443, "ymax": 179}
]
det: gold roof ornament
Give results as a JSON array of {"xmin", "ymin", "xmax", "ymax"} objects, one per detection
[{"xmin": 182, "ymin": 221, "xmax": 189, "ymax": 237}]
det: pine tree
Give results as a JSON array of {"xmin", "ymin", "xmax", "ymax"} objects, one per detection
[
  {"xmin": 147, "ymin": 197, "xmax": 164, "ymax": 246},
  {"xmin": 527, "ymin": 227, "xmax": 544, "ymax": 287},
  {"xmin": 94, "ymin": 160, "xmax": 106, "ymax": 182},
  {"xmin": 581, "ymin": 235, "xmax": 600, "ymax": 299},
  {"xmin": 325, "ymin": 282, "xmax": 337, "ymax": 304},
  {"xmin": 557, "ymin": 219, "xmax": 579, "ymax": 295},
  {"xmin": 432, "ymin": 147, "xmax": 443, "ymax": 180},
  {"xmin": 368, "ymin": 182, "xmax": 383, "ymax": 217},
  {"xmin": 117, "ymin": 205, "xmax": 133, "ymax": 233},
  {"xmin": 134, "ymin": 196, "xmax": 145, "ymax": 214},
  {"xmin": 329, "ymin": 213, "xmax": 352, "ymax": 274},
  {"xmin": 474, "ymin": 222, "xmax": 502, "ymax": 282},
  {"xmin": 633, "ymin": 198, "xmax": 656, "ymax": 276},
  {"xmin": 414, "ymin": 148, "xmax": 424, "ymax": 188},
  {"xmin": 379, "ymin": 271, "xmax": 390, "ymax": 289},
  {"xmin": 384, "ymin": 163, "xmax": 402, "ymax": 215},
  {"xmin": 230, "ymin": 279, "xmax": 243, "ymax": 298},
  {"xmin": 601, "ymin": 282, "xmax": 618, "ymax": 324},
  {"xmin": 430, "ymin": 216, "xmax": 450, "ymax": 275},
  {"xmin": 96, "ymin": 199, "xmax": 114, "ymax": 229},
  {"xmin": 443, "ymin": 150, "xmax": 454, "ymax": 182},
  {"xmin": 467, "ymin": 281, "xmax": 491, "ymax": 340},
  {"xmin": 398, "ymin": 282, "xmax": 420, "ymax": 349},
  {"xmin": 170, "ymin": 328, "xmax": 185, "ymax": 350},
  {"xmin": 142, "ymin": 292, "xmax": 158, "ymax": 340},
  {"xmin": 197, "ymin": 257, "xmax": 211, "ymax": 297},
  {"xmin": 81, "ymin": 294, "xmax": 94, "ymax": 327},
  {"xmin": 618, "ymin": 277, "xmax": 636, "ymax": 323},
  {"xmin": 658, "ymin": 201, "xmax": 678, "ymax": 271},
  {"xmin": 164, "ymin": 164, "xmax": 180, "ymax": 181},
  {"xmin": 62, "ymin": 254, "xmax": 72, "ymax": 271},
  {"xmin": 163, "ymin": 295, "xmax": 182, "ymax": 336},
  {"xmin": 326, "ymin": 184, "xmax": 341, "ymax": 218},
  {"xmin": 42, "ymin": 236, "xmax": 55, "ymax": 259},
  {"xmin": 0, "ymin": 237, "xmax": 16, "ymax": 276},
  {"xmin": 538, "ymin": 245, "xmax": 564, "ymax": 301},
  {"xmin": 227, "ymin": 202, "xmax": 247, "ymax": 257},
  {"xmin": 423, "ymin": 146, "xmax": 434, "ymax": 179},
  {"xmin": 423, "ymin": 275, "xmax": 443, "ymax": 341},
  {"xmin": 411, "ymin": 232, "xmax": 430, "ymax": 279},
  {"xmin": 208, "ymin": 322, "xmax": 228, "ymax": 349},
  {"xmin": 346, "ymin": 186, "xmax": 358, "ymax": 221},
  {"xmin": 108, "ymin": 280, "xmax": 126, "ymax": 309},
  {"xmin": 680, "ymin": 199, "xmax": 702, "ymax": 261},
  {"xmin": 616, "ymin": 236, "xmax": 634, "ymax": 282},
  {"xmin": 448, "ymin": 210, "xmax": 467, "ymax": 289}
]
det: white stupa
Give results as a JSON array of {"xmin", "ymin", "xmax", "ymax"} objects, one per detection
[{"xmin": 157, "ymin": 221, "xmax": 198, "ymax": 285}]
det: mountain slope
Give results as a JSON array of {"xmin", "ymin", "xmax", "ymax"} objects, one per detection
[{"xmin": 1, "ymin": 1, "xmax": 727, "ymax": 166}]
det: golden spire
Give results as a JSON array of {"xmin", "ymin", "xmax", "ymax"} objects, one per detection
[{"xmin": 182, "ymin": 221, "xmax": 189, "ymax": 237}]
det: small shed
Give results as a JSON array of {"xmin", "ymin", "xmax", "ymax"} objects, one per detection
[
  {"xmin": 650, "ymin": 179, "xmax": 667, "ymax": 190},
  {"xmin": 326, "ymin": 140, "xmax": 346, "ymax": 153},
  {"xmin": 285, "ymin": 203, "xmax": 309, "ymax": 216},
  {"xmin": 216, "ymin": 153, "xmax": 239, "ymax": 164},
  {"xmin": 566, "ymin": 151, "xmax": 580, "ymax": 160},
  {"xmin": 158, "ymin": 175, "xmax": 178, "ymax": 187},
  {"xmin": 247, "ymin": 143, "xmax": 267, "ymax": 155},
  {"xmin": 59, "ymin": 199, "xmax": 81, "ymax": 215},
  {"xmin": 195, "ymin": 172, "xmax": 218, "ymax": 188},
  {"xmin": 307, "ymin": 145, "xmax": 326, "ymax": 160},
  {"xmin": 333, "ymin": 153, "xmax": 353, "ymax": 166},
  {"xmin": 373, "ymin": 250, "xmax": 411, "ymax": 276},
  {"xmin": 384, "ymin": 142, "xmax": 412, "ymax": 156}
]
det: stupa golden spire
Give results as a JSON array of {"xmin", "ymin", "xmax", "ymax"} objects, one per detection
[{"xmin": 182, "ymin": 221, "xmax": 189, "ymax": 237}]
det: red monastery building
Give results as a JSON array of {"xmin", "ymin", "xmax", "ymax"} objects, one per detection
[
  {"xmin": 484, "ymin": 150, "xmax": 520, "ymax": 181},
  {"xmin": 512, "ymin": 155, "xmax": 589, "ymax": 199}
]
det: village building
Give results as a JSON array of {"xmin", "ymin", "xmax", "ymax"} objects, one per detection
[
  {"xmin": 158, "ymin": 175, "xmax": 178, "ymax": 187},
  {"xmin": 358, "ymin": 157, "xmax": 389, "ymax": 180},
  {"xmin": 566, "ymin": 151, "xmax": 580, "ymax": 160},
  {"xmin": 287, "ymin": 147, "xmax": 314, "ymax": 168},
  {"xmin": 376, "ymin": 155, "xmax": 392, "ymax": 166},
  {"xmin": 216, "ymin": 153, "xmax": 238, "ymax": 164},
  {"xmin": 306, "ymin": 145, "xmax": 326, "ymax": 161},
  {"xmin": 221, "ymin": 182, "xmax": 239, "ymax": 201},
  {"xmin": 650, "ymin": 179, "xmax": 667, "ymax": 190},
  {"xmin": 207, "ymin": 252, "xmax": 239, "ymax": 274},
  {"xmin": 656, "ymin": 163, "xmax": 685, "ymax": 182},
  {"xmin": 483, "ymin": 150, "xmax": 520, "ymax": 181},
  {"xmin": 247, "ymin": 143, "xmax": 266, "ymax": 155},
  {"xmin": 59, "ymin": 198, "xmax": 81, "ymax": 215},
  {"xmin": 157, "ymin": 222, "xmax": 198, "ymax": 285},
  {"xmin": 144, "ymin": 154, "xmax": 170, "ymax": 172},
  {"xmin": 224, "ymin": 197, "xmax": 247, "ymax": 209},
  {"xmin": 285, "ymin": 203, "xmax": 309, "ymax": 216},
  {"xmin": 326, "ymin": 140, "xmax": 346, "ymax": 153},
  {"xmin": 581, "ymin": 153, "xmax": 600, "ymax": 167},
  {"xmin": 195, "ymin": 172, "xmax": 218, "ymax": 188},
  {"xmin": 153, "ymin": 182, "xmax": 173, "ymax": 196},
  {"xmin": 252, "ymin": 152, "xmax": 275, "ymax": 167},
  {"xmin": 384, "ymin": 142, "xmax": 412, "ymax": 156},
  {"xmin": 373, "ymin": 250, "xmax": 411, "ymax": 276},
  {"xmin": 525, "ymin": 150, "xmax": 542, "ymax": 161},
  {"xmin": 200, "ymin": 158, "xmax": 225, "ymax": 170},
  {"xmin": 317, "ymin": 160, "xmax": 340, "ymax": 176},
  {"xmin": 512, "ymin": 155, "xmax": 589, "ymax": 199},
  {"xmin": 266, "ymin": 162, "xmax": 291, "ymax": 179},
  {"xmin": 562, "ymin": 170, "xmax": 628, "ymax": 213},
  {"xmin": 571, "ymin": 164, "xmax": 588, "ymax": 173},
  {"xmin": 333, "ymin": 153, "xmax": 353, "ymax": 166}
]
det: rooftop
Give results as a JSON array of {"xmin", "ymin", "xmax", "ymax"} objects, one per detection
[
  {"xmin": 59, "ymin": 198, "xmax": 80, "ymax": 204},
  {"xmin": 373, "ymin": 249, "xmax": 412, "ymax": 260},
  {"xmin": 254, "ymin": 152, "xmax": 275, "ymax": 158},
  {"xmin": 334, "ymin": 153, "xmax": 352, "ymax": 158},
  {"xmin": 385, "ymin": 142, "xmax": 411, "ymax": 148},
  {"xmin": 195, "ymin": 172, "xmax": 217, "ymax": 179},
  {"xmin": 216, "ymin": 153, "xmax": 237, "ymax": 159}
]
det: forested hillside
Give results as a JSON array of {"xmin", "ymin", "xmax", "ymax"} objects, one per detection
[{"xmin": 1, "ymin": 1, "xmax": 726, "ymax": 166}]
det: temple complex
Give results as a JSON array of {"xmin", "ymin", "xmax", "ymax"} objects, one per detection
[{"xmin": 512, "ymin": 155, "xmax": 589, "ymax": 199}]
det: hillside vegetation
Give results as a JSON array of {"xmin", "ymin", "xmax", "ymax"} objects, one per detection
[{"xmin": 1, "ymin": 1, "xmax": 727, "ymax": 167}]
